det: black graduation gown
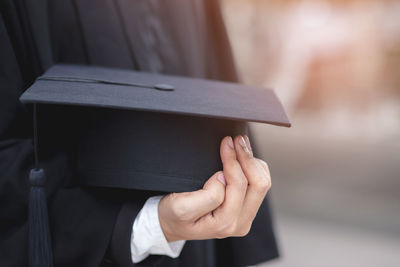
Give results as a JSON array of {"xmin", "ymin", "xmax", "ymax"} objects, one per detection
[{"xmin": 0, "ymin": 0, "xmax": 279, "ymax": 266}]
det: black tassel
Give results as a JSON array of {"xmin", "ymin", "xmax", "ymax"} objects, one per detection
[{"xmin": 28, "ymin": 168, "xmax": 53, "ymax": 267}]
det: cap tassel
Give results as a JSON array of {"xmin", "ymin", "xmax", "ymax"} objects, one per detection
[
  {"xmin": 28, "ymin": 169, "xmax": 53, "ymax": 267},
  {"xmin": 28, "ymin": 104, "xmax": 53, "ymax": 267}
]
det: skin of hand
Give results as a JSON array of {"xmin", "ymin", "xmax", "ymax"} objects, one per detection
[{"xmin": 158, "ymin": 135, "xmax": 271, "ymax": 242}]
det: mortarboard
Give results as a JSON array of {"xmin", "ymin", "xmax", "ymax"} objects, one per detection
[
  {"xmin": 21, "ymin": 64, "xmax": 290, "ymax": 193},
  {"xmin": 20, "ymin": 64, "xmax": 290, "ymax": 266}
]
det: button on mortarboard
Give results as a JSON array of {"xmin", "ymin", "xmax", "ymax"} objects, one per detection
[
  {"xmin": 154, "ymin": 84, "xmax": 174, "ymax": 91},
  {"xmin": 20, "ymin": 64, "xmax": 290, "ymax": 193}
]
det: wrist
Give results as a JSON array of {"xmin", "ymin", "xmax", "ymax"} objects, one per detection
[
  {"xmin": 131, "ymin": 195, "xmax": 186, "ymax": 263},
  {"xmin": 158, "ymin": 197, "xmax": 179, "ymax": 242}
]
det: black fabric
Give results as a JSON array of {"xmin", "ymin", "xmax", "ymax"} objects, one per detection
[
  {"xmin": 0, "ymin": 0, "xmax": 280, "ymax": 266},
  {"xmin": 21, "ymin": 64, "xmax": 290, "ymax": 126},
  {"xmin": 19, "ymin": 61, "xmax": 289, "ymax": 192},
  {"xmin": 110, "ymin": 202, "xmax": 144, "ymax": 266},
  {"xmin": 48, "ymin": 0, "xmax": 238, "ymax": 81},
  {"xmin": 0, "ymin": 2, "xmax": 121, "ymax": 266},
  {"xmin": 76, "ymin": 108, "xmax": 247, "ymax": 192}
]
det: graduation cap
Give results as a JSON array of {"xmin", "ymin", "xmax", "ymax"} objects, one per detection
[
  {"xmin": 21, "ymin": 64, "xmax": 290, "ymax": 192},
  {"xmin": 20, "ymin": 64, "xmax": 290, "ymax": 266}
]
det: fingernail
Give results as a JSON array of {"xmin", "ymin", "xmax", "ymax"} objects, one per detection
[
  {"xmin": 217, "ymin": 172, "xmax": 226, "ymax": 185},
  {"xmin": 243, "ymin": 135, "xmax": 252, "ymax": 152},
  {"xmin": 227, "ymin": 137, "xmax": 234, "ymax": 149},
  {"xmin": 239, "ymin": 136, "xmax": 250, "ymax": 153}
]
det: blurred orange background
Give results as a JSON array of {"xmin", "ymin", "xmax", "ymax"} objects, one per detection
[{"xmin": 221, "ymin": 0, "xmax": 400, "ymax": 266}]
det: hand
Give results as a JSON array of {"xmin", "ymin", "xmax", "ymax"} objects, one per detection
[{"xmin": 158, "ymin": 135, "xmax": 271, "ymax": 242}]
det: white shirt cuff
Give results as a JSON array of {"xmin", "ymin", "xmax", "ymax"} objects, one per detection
[{"xmin": 130, "ymin": 195, "xmax": 186, "ymax": 263}]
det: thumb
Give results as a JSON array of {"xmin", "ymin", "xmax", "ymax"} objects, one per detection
[{"xmin": 174, "ymin": 171, "xmax": 226, "ymax": 221}]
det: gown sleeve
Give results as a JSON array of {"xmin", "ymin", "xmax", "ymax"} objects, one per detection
[{"xmin": 0, "ymin": 8, "xmax": 140, "ymax": 266}]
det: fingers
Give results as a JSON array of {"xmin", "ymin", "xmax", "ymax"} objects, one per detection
[
  {"xmin": 257, "ymin": 158, "xmax": 271, "ymax": 177},
  {"xmin": 213, "ymin": 136, "xmax": 248, "ymax": 220},
  {"xmin": 234, "ymin": 135, "xmax": 268, "ymax": 190},
  {"xmin": 169, "ymin": 171, "xmax": 226, "ymax": 222},
  {"xmin": 234, "ymin": 135, "xmax": 271, "ymax": 224},
  {"xmin": 159, "ymin": 135, "xmax": 271, "ymax": 242}
]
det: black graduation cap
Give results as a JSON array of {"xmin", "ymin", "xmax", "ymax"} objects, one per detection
[
  {"xmin": 21, "ymin": 64, "xmax": 290, "ymax": 193},
  {"xmin": 20, "ymin": 64, "xmax": 290, "ymax": 267}
]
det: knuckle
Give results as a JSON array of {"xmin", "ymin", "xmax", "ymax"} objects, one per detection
[
  {"xmin": 242, "ymin": 148, "xmax": 253, "ymax": 158},
  {"xmin": 170, "ymin": 198, "xmax": 189, "ymax": 220},
  {"xmin": 254, "ymin": 176, "xmax": 270, "ymax": 192},
  {"xmin": 227, "ymin": 223, "xmax": 237, "ymax": 236},
  {"xmin": 237, "ymin": 175, "xmax": 248, "ymax": 188},
  {"xmin": 224, "ymin": 163, "xmax": 239, "ymax": 178},
  {"xmin": 226, "ymin": 162, "xmax": 237, "ymax": 173},
  {"xmin": 170, "ymin": 201, "xmax": 183, "ymax": 217},
  {"xmin": 216, "ymin": 221, "xmax": 237, "ymax": 238},
  {"xmin": 168, "ymin": 192, "xmax": 179, "ymax": 201},
  {"xmin": 258, "ymin": 159, "xmax": 269, "ymax": 169},
  {"xmin": 226, "ymin": 168, "xmax": 248, "ymax": 189},
  {"xmin": 236, "ymin": 224, "xmax": 251, "ymax": 237},
  {"xmin": 215, "ymin": 191, "xmax": 225, "ymax": 206},
  {"xmin": 265, "ymin": 176, "xmax": 272, "ymax": 190},
  {"xmin": 257, "ymin": 159, "xmax": 271, "ymax": 174},
  {"xmin": 207, "ymin": 190, "xmax": 224, "ymax": 206}
]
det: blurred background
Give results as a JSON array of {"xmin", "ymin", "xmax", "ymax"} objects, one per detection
[{"xmin": 220, "ymin": 0, "xmax": 400, "ymax": 266}]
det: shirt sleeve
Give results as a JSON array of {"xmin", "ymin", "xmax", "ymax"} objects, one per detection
[{"xmin": 130, "ymin": 196, "xmax": 186, "ymax": 263}]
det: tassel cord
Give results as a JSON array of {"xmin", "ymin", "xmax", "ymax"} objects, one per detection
[
  {"xmin": 33, "ymin": 104, "xmax": 39, "ymax": 169},
  {"xmin": 28, "ymin": 104, "xmax": 54, "ymax": 267}
]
